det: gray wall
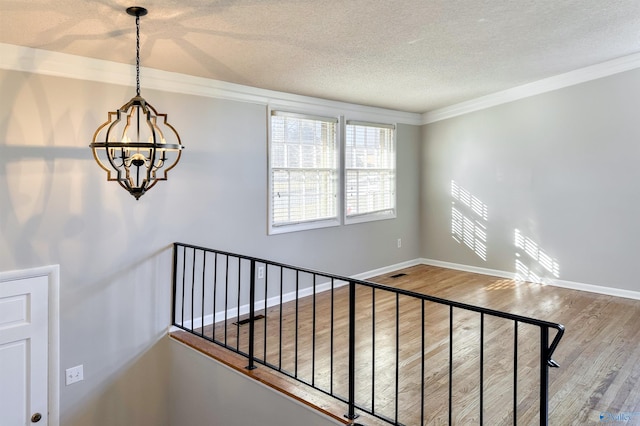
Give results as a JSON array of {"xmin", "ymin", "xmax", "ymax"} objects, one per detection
[
  {"xmin": 421, "ymin": 68, "xmax": 640, "ymax": 292},
  {"xmin": 0, "ymin": 69, "xmax": 421, "ymax": 425},
  {"xmin": 169, "ymin": 338, "xmax": 339, "ymax": 426}
]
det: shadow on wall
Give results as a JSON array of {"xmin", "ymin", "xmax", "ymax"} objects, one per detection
[
  {"xmin": 449, "ymin": 180, "xmax": 560, "ymax": 284},
  {"xmin": 0, "ymin": 70, "xmax": 117, "ymax": 271},
  {"xmin": 450, "ymin": 180, "xmax": 488, "ymax": 261},
  {"xmin": 514, "ymin": 229, "xmax": 560, "ymax": 284}
]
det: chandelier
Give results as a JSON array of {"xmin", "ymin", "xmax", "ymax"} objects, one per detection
[{"xmin": 90, "ymin": 6, "xmax": 183, "ymax": 200}]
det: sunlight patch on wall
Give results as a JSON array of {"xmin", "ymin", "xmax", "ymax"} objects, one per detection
[
  {"xmin": 514, "ymin": 229, "xmax": 560, "ymax": 283},
  {"xmin": 451, "ymin": 180, "xmax": 488, "ymax": 261}
]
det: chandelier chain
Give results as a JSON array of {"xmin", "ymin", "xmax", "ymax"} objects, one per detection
[{"xmin": 135, "ymin": 14, "xmax": 140, "ymax": 96}]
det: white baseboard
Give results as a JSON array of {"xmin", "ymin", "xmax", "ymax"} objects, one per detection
[
  {"xmin": 420, "ymin": 258, "xmax": 640, "ymax": 301},
  {"xmin": 171, "ymin": 258, "xmax": 425, "ymax": 331},
  {"xmin": 546, "ymin": 278, "xmax": 640, "ymax": 301},
  {"xmin": 419, "ymin": 258, "xmax": 515, "ymax": 280},
  {"xmin": 170, "ymin": 257, "xmax": 640, "ymax": 332},
  {"xmin": 351, "ymin": 258, "xmax": 424, "ymax": 281}
]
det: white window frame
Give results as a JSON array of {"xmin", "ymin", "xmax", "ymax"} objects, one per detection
[
  {"xmin": 267, "ymin": 108, "xmax": 341, "ymax": 235},
  {"xmin": 344, "ymin": 120, "xmax": 396, "ymax": 225}
]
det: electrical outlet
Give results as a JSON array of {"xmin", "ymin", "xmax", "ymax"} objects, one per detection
[
  {"xmin": 257, "ymin": 266, "xmax": 265, "ymax": 279},
  {"xmin": 66, "ymin": 365, "xmax": 84, "ymax": 385},
  {"xmin": 397, "ymin": 238, "xmax": 402, "ymax": 248}
]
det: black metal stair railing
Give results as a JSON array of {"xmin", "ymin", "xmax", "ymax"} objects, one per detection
[{"xmin": 171, "ymin": 242, "xmax": 564, "ymax": 425}]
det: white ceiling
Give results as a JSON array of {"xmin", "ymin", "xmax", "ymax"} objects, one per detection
[{"xmin": 1, "ymin": 0, "xmax": 639, "ymax": 113}]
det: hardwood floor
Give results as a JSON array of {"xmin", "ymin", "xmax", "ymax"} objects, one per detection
[{"xmin": 171, "ymin": 264, "xmax": 640, "ymax": 425}]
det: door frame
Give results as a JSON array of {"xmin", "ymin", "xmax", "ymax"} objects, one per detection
[{"xmin": 0, "ymin": 265, "xmax": 59, "ymax": 426}]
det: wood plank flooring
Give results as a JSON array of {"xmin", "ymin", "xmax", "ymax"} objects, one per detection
[{"xmin": 171, "ymin": 264, "xmax": 640, "ymax": 425}]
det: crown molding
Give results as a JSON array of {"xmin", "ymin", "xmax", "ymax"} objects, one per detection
[
  {"xmin": 0, "ymin": 43, "xmax": 422, "ymax": 126},
  {"xmin": 7, "ymin": 43, "xmax": 637, "ymax": 128},
  {"xmin": 422, "ymin": 52, "xmax": 640, "ymax": 124}
]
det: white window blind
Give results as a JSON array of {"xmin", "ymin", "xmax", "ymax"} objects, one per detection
[
  {"xmin": 270, "ymin": 111, "xmax": 339, "ymax": 229},
  {"xmin": 345, "ymin": 121, "xmax": 396, "ymax": 220}
]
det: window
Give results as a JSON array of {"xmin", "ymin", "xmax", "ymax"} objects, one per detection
[
  {"xmin": 269, "ymin": 111, "xmax": 339, "ymax": 234},
  {"xmin": 345, "ymin": 121, "xmax": 396, "ymax": 223}
]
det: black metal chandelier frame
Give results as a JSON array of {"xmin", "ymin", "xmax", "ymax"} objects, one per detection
[{"xmin": 90, "ymin": 6, "xmax": 184, "ymax": 200}]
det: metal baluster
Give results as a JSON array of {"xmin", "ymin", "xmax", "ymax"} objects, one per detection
[
  {"xmin": 247, "ymin": 260, "xmax": 256, "ymax": 370},
  {"xmin": 171, "ymin": 243, "xmax": 178, "ymax": 326},
  {"xmin": 449, "ymin": 305, "xmax": 453, "ymax": 425},
  {"xmin": 540, "ymin": 327, "xmax": 550, "ymax": 426},
  {"xmin": 278, "ymin": 266, "xmax": 283, "ymax": 371},
  {"xmin": 480, "ymin": 313, "xmax": 485, "ymax": 425},
  {"xmin": 263, "ymin": 263, "xmax": 268, "ymax": 364},
  {"xmin": 514, "ymin": 320, "xmax": 519, "ymax": 425},
  {"xmin": 224, "ymin": 255, "xmax": 229, "ymax": 346},
  {"xmin": 372, "ymin": 287, "xmax": 376, "ymax": 415},
  {"xmin": 181, "ymin": 245, "xmax": 186, "ymax": 327},
  {"xmin": 421, "ymin": 300, "xmax": 425, "ymax": 425},
  {"xmin": 190, "ymin": 248, "xmax": 196, "ymax": 332},
  {"xmin": 312, "ymin": 274, "xmax": 317, "ymax": 386},
  {"xmin": 395, "ymin": 293, "xmax": 400, "ymax": 425},
  {"xmin": 330, "ymin": 277, "xmax": 335, "ymax": 396},
  {"xmin": 212, "ymin": 253, "xmax": 218, "ymax": 341},
  {"xmin": 236, "ymin": 257, "xmax": 241, "ymax": 351},
  {"xmin": 200, "ymin": 250, "xmax": 206, "ymax": 336},
  {"xmin": 346, "ymin": 280, "xmax": 357, "ymax": 421},
  {"xmin": 295, "ymin": 270, "xmax": 299, "ymax": 378}
]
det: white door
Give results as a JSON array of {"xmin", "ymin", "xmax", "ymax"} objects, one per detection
[{"xmin": 0, "ymin": 275, "xmax": 48, "ymax": 425}]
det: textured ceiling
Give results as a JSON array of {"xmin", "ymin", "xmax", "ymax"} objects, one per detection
[{"xmin": 1, "ymin": 0, "xmax": 640, "ymax": 113}]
